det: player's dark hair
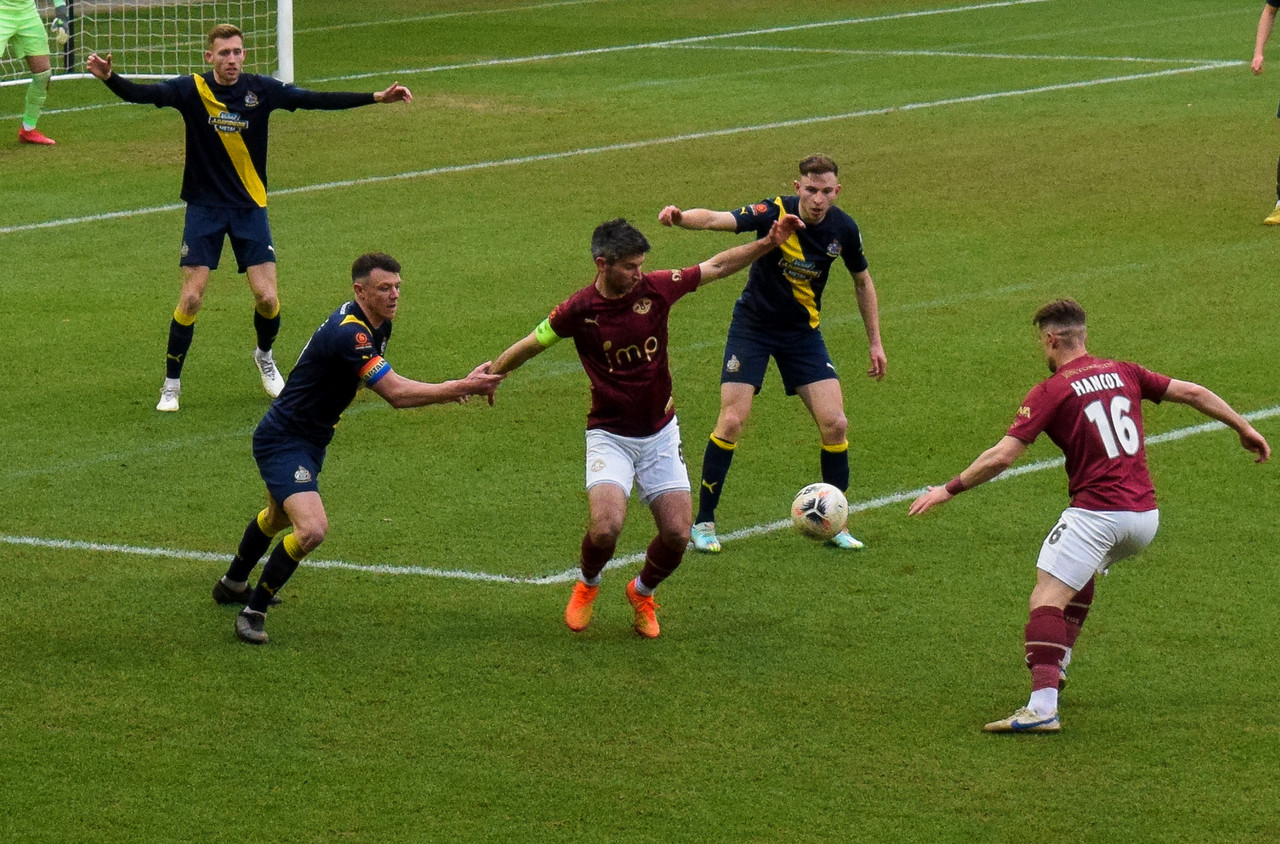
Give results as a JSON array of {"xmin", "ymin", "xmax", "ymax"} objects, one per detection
[
  {"xmin": 351, "ymin": 252, "xmax": 402, "ymax": 282},
  {"xmin": 1032, "ymin": 298, "xmax": 1087, "ymax": 331},
  {"xmin": 591, "ymin": 218, "xmax": 650, "ymax": 263},
  {"xmin": 206, "ymin": 24, "xmax": 243, "ymax": 48},
  {"xmin": 799, "ymin": 154, "xmax": 839, "ymax": 177}
]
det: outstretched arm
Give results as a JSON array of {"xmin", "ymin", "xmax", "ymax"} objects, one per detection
[
  {"xmin": 1162, "ymin": 379, "xmax": 1270, "ymax": 462},
  {"xmin": 368, "ymin": 362, "xmax": 504, "ymax": 408},
  {"xmin": 908, "ymin": 435, "xmax": 1029, "ymax": 515},
  {"xmin": 1255, "ymin": 3, "xmax": 1278, "ymax": 74},
  {"xmin": 658, "ymin": 206, "xmax": 738, "ymax": 231},
  {"xmin": 696, "ymin": 214, "xmax": 804, "ymax": 283},
  {"xmin": 490, "ymin": 331, "xmax": 548, "ymax": 376},
  {"xmin": 851, "ymin": 269, "xmax": 887, "ymax": 380}
]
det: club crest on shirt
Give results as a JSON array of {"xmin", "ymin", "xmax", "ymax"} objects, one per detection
[
  {"xmin": 725, "ymin": 355, "xmax": 741, "ymax": 374},
  {"xmin": 632, "ymin": 298, "xmax": 652, "ymax": 315},
  {"xmin": 294, "ymin": 466, "xmax": 313, "ymax": 483},
  {"xmin": 671, "ymin": 270, "xmax": 682, "ymax": 284},
  {"xmin": 1016, "ymin": 405, "xmax": 1032, "ymax": 419},
  {"xmin": 244, "ymin": 91, "xmax": 259, "ymax": 108},
  {"xmin": 826, "ymin": 239, "xmax": 842, "ymax": 257},
  {"xmin": 589, "ymin": 458, "xmax": 606, "ymax": 473}
]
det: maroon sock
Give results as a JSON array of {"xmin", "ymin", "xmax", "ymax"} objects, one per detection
[
  {"xmin": 1025, "ymin": 605, "xmax": 1068, "ymax": 691},
  {"xmin": 580, "ymin": 533, "xmax": 615, "ymax": 582},
  {"xmin": 1064, "ymin": 576, "xmax": 1095, "ymax": 649},
  {"xmin": 638, "ymin": 534, "xmax": 685, "ymax": 591}
]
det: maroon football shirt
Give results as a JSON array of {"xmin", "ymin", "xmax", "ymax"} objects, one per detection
[
  {"xmin": 1007, "ymin": 355, "xmax": 1172, "ymax": 512},
  {"xmin": 547, "ymin": 265, "xmax": 702, "ymax": 438}
]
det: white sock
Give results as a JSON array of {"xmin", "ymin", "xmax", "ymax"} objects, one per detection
[
  {"xmin": 1028, "ymin": 687, "xmax": 1059, "ymax": 716},
  {"xmin": 221, "ymin": 577, "xmax": 248, "ymax": 590},
  {"xmin": 631, "ymin": 577, "xmax": 654, "ymax": 597},
  {"xmin": 581, "ymin": 573, "xmax": 601, "ymax": 587},
  {"xmin": 163, "ymin": 377, "xmax": 180, "ymax": 390},
  {"xmin": 1060, "ymin": 648, "xmax": 1073, "ymax": 670}
]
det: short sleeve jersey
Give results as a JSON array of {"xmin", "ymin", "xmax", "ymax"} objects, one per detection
[
  {"xmin": 729, "ymin": 195, "xmax": 868, "ymax": 330},
  {"xmin": 103, "ymin": 72, "xmax": 374, "ymax": 208},
  {"xmin": 546, "ymin": 265, "xmax": 702, "ymax": 437},
  {"xmin": 1007, "ymin": 355, "xmax": 1172, "ymax": 512},
  {"xmin": 258, "ymin": 300, "xmax": 393, "ymax": 447}
]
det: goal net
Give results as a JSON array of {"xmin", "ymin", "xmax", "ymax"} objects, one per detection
[{"xmin": 2, "ymin": 0, "xmax": 293, "ymax": 87}]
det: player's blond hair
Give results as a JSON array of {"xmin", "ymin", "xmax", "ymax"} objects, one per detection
[{"xmin": 206, "ymin": 24, "xmax": 244, "ymax": 49}]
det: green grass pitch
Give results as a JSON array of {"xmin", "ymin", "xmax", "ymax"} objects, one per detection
[{"xmin": 2, "ymin": 0, "xmax": 1279, "ymax": 840}]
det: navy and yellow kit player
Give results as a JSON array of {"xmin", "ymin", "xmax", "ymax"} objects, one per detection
[
  {"xmin": 87, "ymin": 24, "xmax": 413, "ymax": 412},
  {"xmin": 212, "ymin": 253, "xmax": 504, "ymax": 645},
  {"xmin": 658, "ymin": 154, "xmax": 888, "ymax": 552}
]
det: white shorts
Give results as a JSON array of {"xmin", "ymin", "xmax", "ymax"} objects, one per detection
[
  {"xmin": 1036, "ymin": 507, "xmax": 1160, "ymax": 591},
  {"xmin": 584, "ymin": 417, "xmax": 690, "ymax": 505}
]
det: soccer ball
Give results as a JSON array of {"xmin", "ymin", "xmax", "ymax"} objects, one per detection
[{"xmin": 790, "ymin": 483, "xmax": 849, "ymax": 541}]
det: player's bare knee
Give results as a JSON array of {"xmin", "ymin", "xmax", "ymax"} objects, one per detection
[
  {"xmin": 178, "ymin": 291, "xmax": 204, "ymax": 315},
  {"xmin": 820, "ymin": 414, "xmax": 848, "ymax": 443},
  {"xmin": 660, "ymin": 526, "xmax": 690, "ymax": 549},
  {"xmin": 588, "ymin": 520, "xmax": 622, "ymax": 547}
]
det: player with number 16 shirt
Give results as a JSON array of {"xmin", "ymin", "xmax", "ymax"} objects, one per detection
[{"xmin": 908, "ymin": 298, "xmax": 1268, "ymax": 734}]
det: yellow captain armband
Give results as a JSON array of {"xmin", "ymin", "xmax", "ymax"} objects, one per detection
[{"xmin": 534, "ymin": 318, "xmax": 562, "ymax": 348}]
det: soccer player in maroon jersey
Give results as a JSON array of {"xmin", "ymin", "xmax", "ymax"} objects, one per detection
[
  {"xmin": 490, "ymin": 214, "xmax": 803, "ymax": 638},
  {"xmin": 909, "ymin": 299, "xmax": 1269, "ymax": 732}
]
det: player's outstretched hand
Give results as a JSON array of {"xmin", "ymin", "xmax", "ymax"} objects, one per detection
[
  {"xmin": 376, "ymin": 82, "xmax": 413, "ymax": 104},
  {"xmin": 907, "ymin": 485, "xmax": 953, "ymax": 516},
  {"xmin": 766, "ymin": 213, "xmax": 804, "ymax": 246},
  {"xmin": 1241, "ymin": 426, "xmax": 1271, "ymax": 463},
  {"xmin": 462, "ymin": 361, "xmax": 505, "ymax": 406},
  {"xmin": 86, "ymin": 52, "xmax": 113, "ymax": 80},
  {"xmin": 658, "ymin": 206, "xmax": 683, "ymax": 227}
]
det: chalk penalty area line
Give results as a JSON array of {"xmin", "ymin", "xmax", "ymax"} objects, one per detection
[{"xmin": 3, "ymin": 406, "xmax": 1275, "ymax": 586}]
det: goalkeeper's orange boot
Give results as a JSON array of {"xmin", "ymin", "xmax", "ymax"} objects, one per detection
[
  {"xmin": 18, "ymin": 127, "xmax": 56, "ymax": 145},
  {"xmin": 564, "ymin": 580, "xmax": 599, "ymax": 632},
  {"xmin": 625, "ymin": 579, "xmax": 660, "ymax": 639}
]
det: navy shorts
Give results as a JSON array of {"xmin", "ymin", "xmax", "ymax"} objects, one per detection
[
  {"xmin": 181, "ymin": 204, "xmax": 276, "ymax": 272},
  {"xmin": 721, "ymin": 317, "xmax": 838, "ymax": 396},
  {"xmin": 253, "ymin": 425, "xmax": 325, "ymax": 505}
]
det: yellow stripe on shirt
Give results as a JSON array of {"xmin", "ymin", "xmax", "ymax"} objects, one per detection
[
  {"xmin": 774, "ymin": 197, "xmax": 820, "ymax": 328},
  {"xmin": 192, "ymin": 75, "xmax": 268, "ymax": 207}
]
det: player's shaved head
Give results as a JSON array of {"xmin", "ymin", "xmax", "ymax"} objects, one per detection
[
  {"xmin": 591, "ymin": 218, "xmax": 650, "ymax": 263},
  {"xmin": 206, "ymin": 24, "xmax": 243, "ymax": 48}
]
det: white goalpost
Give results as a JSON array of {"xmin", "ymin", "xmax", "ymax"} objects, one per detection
[{"xmin": 1, "ymin": 0, "xmax": 293, "ymax": 88}]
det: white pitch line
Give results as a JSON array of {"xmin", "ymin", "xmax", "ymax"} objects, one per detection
[
  {"xmin": 4, "ymin": 406, "xmax": 1275, "ymax": 586},
  {"xmin": 296, "ymin": 0, "xmax": 619, "ymax": 35},
  {"xmin": 675, "ymin": 44, "xmax": 1234, "ymax": 66},
  {"xmin": 310, "ymin": 0, "xmax": 1054, "ymax": 83},
  {"xmin": 0, "ymin": 60, "xmax": 1235, "ymax": 238}
]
